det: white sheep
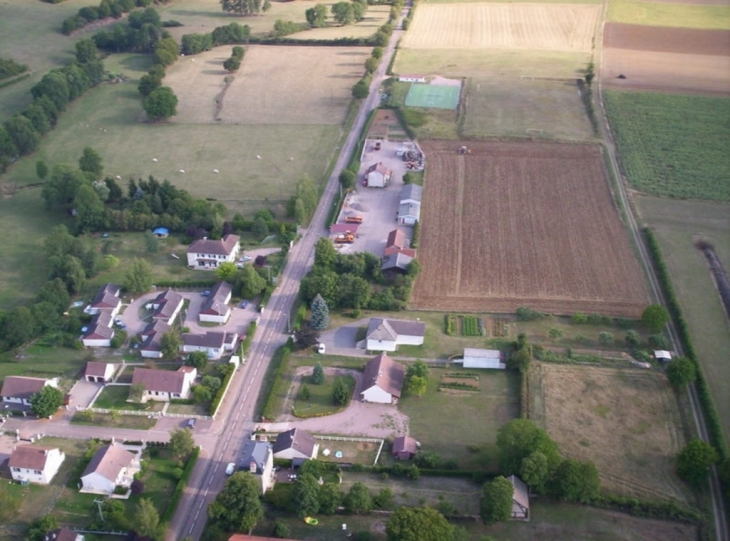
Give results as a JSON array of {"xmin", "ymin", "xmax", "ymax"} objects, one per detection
[
  {"xmin": 179, "ymin": 169, "xmax": 185, "ymax": 173},
  {"xmin": 152, "ymin": 158, "xmax": 158, "ymax": 162}
]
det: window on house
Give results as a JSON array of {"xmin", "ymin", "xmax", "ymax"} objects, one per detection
[{"xmin": 34, "ymin": 470, "xmax": 42, "ymax": 475}]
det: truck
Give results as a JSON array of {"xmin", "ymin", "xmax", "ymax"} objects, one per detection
[
  {"xmin": 334, "ymin": 233, "xmax": 355, "ymax": 244},
  {"xmin": 345, "ymin": 215, "xmax": 363, "ymax": 224}
]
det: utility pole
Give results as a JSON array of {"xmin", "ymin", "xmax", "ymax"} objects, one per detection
[{"xmin": 93, "ymin": 499, "xmax": 105, "ymax": 522}]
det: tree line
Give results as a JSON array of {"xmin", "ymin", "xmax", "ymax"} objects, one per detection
[{"xmin": 61, "ymin": 0, "xmax": 170, "ymax": 35}]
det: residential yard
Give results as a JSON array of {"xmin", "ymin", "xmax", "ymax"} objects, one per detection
[
  {"xmin": 92, "ymin": 385, "xmax": 164, "ymax": 412},
  {"xmin": 293, "ymin": 374, "xmax": 355, "ymax": 418},
  {"xmin": 528, "ymin": 362, "xmax": 691, "ymax": 503},
  {"xmin": 0, "ymin": 344, "xmax": 87, "ymax": 381},
  {"xmin": 71, "ymin": 411, "xmax": 157, "ymax": 430},
  {"xmin": 399, "ymin": 367, "xmax": 519, "ymax": 471}
]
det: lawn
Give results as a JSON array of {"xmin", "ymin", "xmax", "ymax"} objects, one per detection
[
  {"xmin": 293, "ymin": 374, "xmax": 355, "ymax": 417},
  {"xmin": 636, "ymin": 195, "xmax": 730, "ymax": 445},
  {"xmin": 607, "ymin": 0, "xmax": 730, "ymax": 29},
  {"xmin": 92, "ymin": 385, "xmax": 164, "ymax": 412},
  {"xmin": 0, "ymin": 344, "xmax": 87, "ymax": 382},
  {"xmin": 399, "ymin": 367, "xmax": 519, "ymax": 471},
  {"xmin": 604, "ymin": 90, "xmax": 730, "ymax": 202},
  {"xmin": 71, "ymin": 411, "xmax": 157, "ymax": 430}
]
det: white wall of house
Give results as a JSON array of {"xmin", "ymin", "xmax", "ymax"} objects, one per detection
[
  {"xmin": 367, "ymin": 171, "xmax": 386, "ymax": 188},
  {"xmin": 366, "ymin": 338, "xmax": 397, "ymax": 352},
  {"xmin": 140, "ymin": 349, "xmax": 163, "ymax": 359},
  {"xmin": 261, "ymin": 451, "xmax": 275, "ymax": 494},
  {"xmin": 10, "ymin": 449, "xmax": 65, "ymax": 485},
  {"xmin": 199, "ymin": 310, "xmax": 231, "ymax": 324},
  {"xmin": 361, "ymin": 385, "xmax": 393, "ymax": 404},
  {"xmin": 82, "ymin": 337, "xmax": 112, "ymax": 348},
  {"xmin": 399, "ymin": 215, "xmax": 418, "ymax": 226},
  {"xmin": 81, "ymin": 471, "xmax": 116, "ymax": 494},
  {"xmin": 180, "ymin": 344, "xmax": 223, "ymax": 360},
  {"xmin": 2, "ymin": 396, "xmax": 28, "ymax": 406},
  {"xmin": 273, "ymin": 443, "xmax": 319, "ymax": 461},
  {"xmin": 396, "ymin": 334, "xmax": 424, "ymax": 346}
]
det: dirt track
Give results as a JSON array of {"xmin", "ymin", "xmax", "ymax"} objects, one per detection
[{"xmin": 411, "ymin": 141, "xmax": 649, "ymax": 316}]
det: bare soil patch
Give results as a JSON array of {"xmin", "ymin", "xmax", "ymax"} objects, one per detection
[
  {"xmin": 412, "ymin": 141, "xmax": 649, "ymax": 316},
  {"xmin": 602, "ymin": 48, "xmax": 730, "ymax": 95},
  {"xmin": 166, "ymin": 46, "xmax": 368, "ymax": 125},
  {"xmin": 530, "ymin": 362, "xmax": 689, "ymax": 502},
  {"xmin": 604, "ymin": 23, "xmax": 730, "ymax": 55},
  {"xmin": 402, "ymin": 3, "xmax": 600, "ymax": 52}
]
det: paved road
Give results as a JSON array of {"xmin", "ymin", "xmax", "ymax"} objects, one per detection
[
  {"xmin": 593, "ymin": 5, "xmax": 728, "ymax": 539},
  {"xmin": 169, "ymin": 10, "xmax": 412, "ymax": 541}
]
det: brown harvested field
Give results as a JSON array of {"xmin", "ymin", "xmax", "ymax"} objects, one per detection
[
  {"xmin": 604, "ymin": 23, "xmax": 730, "ymax": 54},
  {"xmin": 401, "ymin": 3, "xmax": 600, "ymax": 52},
  {"xmin": 528, "ymin": 362, "xmax": 690, "ymax": 502},
  {"xmin": 602, "ymin": 48, "xmax": 730, "ymax": 95},
  {"xmin": 411, "ymin": 141, "xmax": 649, "ymax": 317},
  {"xmin": 165, "ymin": 46, "xmax": 369, "ymax": 124}
]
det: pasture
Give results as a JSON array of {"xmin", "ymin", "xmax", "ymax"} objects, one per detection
[
  {"xmin": 411, "ymin": 141, "xmax": 649, "ymax": 317},
  {"xmin": 166, "ymin": 46, "xmax": 368, "ymax": 125},
  {"xmin": 607, "ymin": 0, "xmax": 730, "ymax": 29},
  {"xmin": 604, "ymin": 90, "xmax": 730, "ymax": 201},
  {"xmin": 462, "ymin": 77, "xmax": 594, "ymax": 140},
  {"xmin": 405, "ymin": 83, "xmax": 460, "ymax": 109},
  {"xmin": 528, "ymin": 362, "xmax": 690, "ymax": 503},
  {"xmin": 401, "ymin": 3, "xmax": 600, "ymax": 52},
  {"xmin": 636, "ymin": 195, "xmax": 730, "ymax": 444}
]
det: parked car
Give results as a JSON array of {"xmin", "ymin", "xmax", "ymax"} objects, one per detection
[
  {"xmin": 187, "ymin": 418, "xmax": 196, "ymax": 428},
  {"xmin": 240, "ymin": 300, "xmax": 249, "ymax": 308},
  {"xmin": 201, "ymin": 290, "xmax": 210, "ymax": 297},
  {"xmin": 238, "ymin": 256, "xmax": 252, "ymax": 263},
  {"xmin": 317, "ymin": 343, "xmax": 326, "ymax": 354},
  {"xmin": 225, "ymin": 462, "xmax": 236, "ymax": 476}
]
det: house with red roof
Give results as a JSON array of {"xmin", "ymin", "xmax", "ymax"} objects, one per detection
[{"xmin": 186, "ymin": 234, "xmax": 240, "ymax": 269}]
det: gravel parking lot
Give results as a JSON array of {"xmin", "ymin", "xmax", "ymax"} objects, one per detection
[{"xmin": 337, "ymin": 139, "xmax": 420, "ymax": 257}]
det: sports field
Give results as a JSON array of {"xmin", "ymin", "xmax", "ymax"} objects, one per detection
[
  {"xmin": 405, "ymin": 83, "xmax": 460, "ymax": 109},
  {"xmin": 401, "ymin": 3, "xmax": 600, "ymax": 51},
  {"xmin": 636, "ymin": 195, "xmax": 730, "ymax": 444}
]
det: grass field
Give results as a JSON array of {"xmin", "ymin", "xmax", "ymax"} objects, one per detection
[
  {"xmin": 636, "ymin": 195, "xmax": 730, "ymax": 444},
  {"xmin": 93, "ymin": 384, "xmax": 165, "ymax": 412},
  {"xmin": 607, "ymin": 0, "xmax": 730, "ymax": 29},
  {"xmin": 529, "ymin": 362, "xmax": 690, "ymax": 502},
  {"xmin": 293, "ymin": 374, "xmax": 354, "ymax": 417},
  {"xmin": 399, "ymin": 367, "xmax": 519, "ymax": 471},
  {"xmin": 605, "ymin": 90, "xmax": 730, "ymax": 202},
  {"xmin": 405, "ymin": 83, "xmax": 460, "ymax": 109},
  {"xmin": 71, "ymin": 410, "xmax": 157, "ymax": 430},
  {"xmin": 0, "ymin": 344, "xmax": 87, "ymax": 381},
  {"xmin": 462, "ymin": 77, "xmax": 594, "ymax": 140}
]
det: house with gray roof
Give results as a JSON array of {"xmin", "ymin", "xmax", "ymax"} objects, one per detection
[
  {"xmin": 361, "ymin": 353, "xmax": 406, "ymax": 404},
  {"xmin": 82, "ymin": 311, "xmax": 115, "ymax": 348},
  {"xmin": 399, "ymin": 184, "xmax": 422, "ymax": 205},
  {"xmin": 186, "ymin": 234, "xmax": 240, "ymax": 269},
  {"xmin": 89, "ymin": 284, "xmax": 121, "ymax": 316},
  {"xmin": 150, "ymin": 290, "xmax": 184, "ymax": 322},
  {"xmin": 366, "ymin": 318, "xmax": 425, "ymax": 352},
  {"xmin": 397, "ymin": 201, "xmax": 421, "ymax": 226},
  {"xmin": 139, "ymin": 320, "xmax": 169, "ymax": 359},
  {"xmin": 240, "ymin": 440, "xmax": 275, "ymax": 494},
  {"xmin": 1, "ymin": 376, "xmax": 58, "ymax": 406},
  {"xmin": 381, "ymin": 252, "xmax": 413, "ymax": 274},
  {"xmin": 199, "ymin": 282, "xmax": 232, "ymax": 324},
  {"xmin": 272, "ymin": 428, "xmax": 319, "ymax": 463},
  {"xmin": 180, "ymin": 331, "xmax": 238, "ymax": 360},
  {"xmin": 80, "ymin": 444, "xmax": 140, "ymax": 495},
  {"xmin": 131, "ymin": 367, "xmax": 197, "ymax": 402}
]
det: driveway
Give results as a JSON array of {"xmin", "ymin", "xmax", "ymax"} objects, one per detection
[
  {"xmin": 68, "ymin": 380, "xmax": 102, "ymax": 408},
  {"xmin": 317, "ymin": 320, "xmax": 370, "ymax": 358}
]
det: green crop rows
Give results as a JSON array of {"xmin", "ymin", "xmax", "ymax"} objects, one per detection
[
  {"xmin": 461, "ymin": 316, "xmax": 482, "ymax": 337},
  {"xmin": 604, "ymin": 90, "xmax": 730, "ymax": 202}
]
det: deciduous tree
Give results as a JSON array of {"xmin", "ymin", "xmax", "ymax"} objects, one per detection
[
  {"xmin": 345, "ymin": 482, "xmax": 372, "ymax": 514},
  {"xmin": 220, "ymin": 0, "xmax": 271, "ymax": 16},
  {"xmin": 676, "ymin": 439, "xmax": 718, "ymax": 486},
  {"xmin": 293, "ymin": 472, "xmax": 320, "ymax": 518},
  {"xmin": 144, "ymin": 86, "xmax": 178, "ymax": 121},
  {"xmin": 161, "ymin": 328, "xmax": 182, "ymax": 360},
  {"xmin": 208, "ymin": 472, "xmax": 263, "ymax": 532},
  {"xmin": 352, "ymin": 79, "xmax": 369, "ymax": 99},
  {"xmin": 552, "ymin": 459, "xmax": 600, "ymax": 503},
  {"xmin": 186, "ymin": 351, "xmax": 209, "ymax": 371},
  {"xmin": 496, "ymin": 419, "xmax": 561, "ymax": 477},
  {"xmin": 30, "ymin": 385, "xmax": 64, "ymax": 418},
  {"xmin": 306, "ymin": 4, "xmax": 328, "ymax": 27},
  {"xmin": 479, "ymin": 476, "xmax": 513, "ymax": 524},
  {"xmin": 641, "ymin": 304, "xmax": 669, "ymax": 333},
  {"xmin": 386, "ymin": 506, "xmax": 454, "ymax": 541},
  {"xmin": 170, "ymin": 428, "xmax": 195, "ymax": 459},
  {"xmin": 666, "ymin": 357, "xmax": 696, "ymax": 388},
  {"xmin": 79, "ymin": 146, "xmax": 104, "ymax": 178},
  {"xmin": 331, "ymin": 1, "xmax": 354, "ymax": 25}
]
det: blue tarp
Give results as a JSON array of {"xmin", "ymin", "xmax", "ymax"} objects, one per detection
[{"xmin": 152, "ymin": 227, "xmax": 169, "ymax": 236}]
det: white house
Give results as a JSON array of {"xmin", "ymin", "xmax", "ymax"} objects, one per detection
[
  {"xmin": 131, "ymin": 366, "xmax": 197, "ymax": 402},
  {"xmin": 139, "ymin": 320, "xmax": 169, "ymax": 359},
  {"xmin": 180, "ymin": 332, "xmax": 229, "ymax": 360},
  {"xmin": 366, "ymin": 318, "xmax": 425, "ymax": 352},
  {"xmin": 397, "ymin": 201, "xmax": 421, "ymax": 226},
  {"xmin": 399, "ymin": 184, "xmax": 422, "ymax": 206},
  {"xmin": 1, "ymin": 376, "xmax": 58, "ymax": 406},
  {"xmin": 80, "ymin": 444, "xmax": 140, "ymax": 495},
  {"xmin": 272, "ymin": 428, "xmax": 319, "ymax": 462},
  {"xmin": 9, "ymin": 445, "xmax": 65, "ymax": 485},
  {"xmin": 240, "ymin": 440, "xmax": 275, "ymax": 494},
  {"xmin": 82, "ymin": 311, "xmax": 115, "ymax": 348},
  {"xmin": 186, "ymin": 234, "xmax": 240, "ymax": 269},
  {"xmin": 366, "ymin": 163, "xmax": 392, "ymax": 188},
  {"xmin": 462, "ymin": 348, "xmax": 505, "ymax": 370},
  {"xmin": 84, "ymin": 362, "xmax": 116, "ymax": 383},
  {"xmin": 149, "ymin": 290, "xmax": 184, "ymax": 322},
  {"xmin": 360, "ymin": 353, "xmax": 405, "ymax": 404},
  {"xmin": 89, "ymin": 284, "xmax": 122, "ymax": 316},
  {"xmin": 198, "ymin": 282, "xmax": 232, "ymax": 324}
]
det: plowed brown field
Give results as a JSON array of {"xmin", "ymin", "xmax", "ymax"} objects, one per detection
[
  {"xmin": 604, "ymin": 23, "xmax": 730, "ymax": 55},
  {"xmin": 411, "ymin": 141, "xmax": 649, "ymax": 317}
]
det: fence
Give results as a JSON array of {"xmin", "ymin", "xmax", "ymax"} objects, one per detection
[
  {"xmin": 77, "ymin": 406, "xmax": 211, "ymax": 421},
  {"xmin": 314, "ymin": 435, "xmax": 386, "ymax": 466}
]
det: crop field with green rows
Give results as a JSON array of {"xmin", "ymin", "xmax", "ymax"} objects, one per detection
[{"xmin": 604, "ymin": 90, "xmax": 730, "ymax": 202}]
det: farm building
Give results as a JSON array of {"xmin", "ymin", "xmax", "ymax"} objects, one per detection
[
  {"xmin": 180, "ymin": 331, "xmax": 238, "ymax": 360},
  {"xmin": 85, "ymin": 362, "xmax": 115, "ymax": 383},
  {"xmin": 89, "ymin": 284, "xmax": 122, "ymax": 316},
  {"xmin": 131, "ymin": 367, "xmax": 197, "ymax": 402},
  {"xmin": 360, "ymin": 353, "xmax": 406, "ymax": 404},
  {"xmin": 381, "ymin": 252, "xmax": 413, "ymax": 274},
  {"xmin": 1, "ymin": 376, "xmax": 59, "ymax": 406},
  {"xmin": 149, "ymin": 290, "xmax": 184, "ymax": 322},
  {"xmin": 186, "ymin": 234, "xmax": 240, "ymax": 269},
  {"xmin": 509, "ymin": 475, "xmax": 530, "ymax": 520},
  {"xmin": 139, "ymin": 320, "xmax": 169, "ymax": 359},
  {"xmin": 9, "ymin": 445, "xmax": 65, "ymax": 485},
  {"xmin": 398, "ymin": 201, "xmax": 421, "ymax": 226},
  {"xmin": 384, "ymin": 229, "xmax": 417, "ymax": 258},
  {"xmin": 80, "ymin": 444, "xmax": 140, "ymax": 495},
  {"xmin": 199, "ymin": 281, "xmax": 233, "ymax": 324},
  {"xmin": 82, "ymin": 311, "xmax": 115, "ymax": 347},
  {"xmin": 654, "ymin": 350, "xmax": 672, "ymax": 362},
  {"xmin": 272, "ymin": 428, "xmax": 319, "ymax": 463},
  {"xmin": 366, "ymin": 163, "xmax": 392, "ymax": 188},
  {"xmin": 240, "ymin": 440, "xmax": 275, "ymax": 494},
  {"xmin": 400, "ymin": 184, "xmax": 422, "ymax": 206},
  {"xmin": 366, "ymin": 317, "xmax": 425, "ymax": 352},
  {"xmin": 392, "ymin": 435, "xmax": 418, "ymax": 460},
  {"xmin": 462, "ymin": 348, "xmax": 505, "ymax": 369}
]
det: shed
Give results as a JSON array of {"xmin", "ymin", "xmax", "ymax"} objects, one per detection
[
  {"xmin": 398, "ymin": 202, "xmax": 421, "ymax": 226},
  {"xmin": 654, "ymin": 350, "xmax": 672, "ymax": 362},
  {"xmin": 381, "ymin": 252, "xmax": 413, "ymax": 274},
  {"xmin": 392, "ymin": 436, "xmax": 418, "ymax": 460},
  {"xmin": 366, "ymin": 163, "xmax": 392, "ymax": 188},
  {"xmin": 462, "ymin": 348, "xmax": 505, "ymax": 370}
]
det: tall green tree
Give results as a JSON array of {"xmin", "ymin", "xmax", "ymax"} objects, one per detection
[
  {"xmin": 79, "ymin": 146, "xmax": 104, "ymax": 178},
  {"xmin": 208, "ymin": 472, "xmax": 264, "ymax": 532},
  {"xmin": 339, "ymin": 169, "xmax": 356, "ymax": 190},
  {"xmin": 318, "ymin": 483, "xmax": 342, "ymax": 514},
  {"xmin": 310, "ymin": 293, "xmax": 329, "ymax": 331},
  {"xmin": 479, "ymin": 476, "xmax": 513, "ymax": 524},
  {"xmin": 216, "ymin": 261, "xmax": 238, "ymax": 282},
  {"xmin": 496, "ymin": 419, "xmax": 561, "ymax": 476},
  {"xmin": 169, "ymin": 428, "xmax": 195, "ymax": 459},
  {"xmin": 332, "ymin": 377, "xmax": 350, "ymax": 406},
  {"xmin": 135, "ymin": 498, "xmax": 163, "ymax": 541},
  {"xmin": 73, "ymin": 184, "xmax": 106, "ymax": 233},
  {"xmin": 552, "ymin": 459, "xmax": 600, "ymax": 503},
  {"xmin": 676, "ymin": 439, "xmax": 718, "ymax": 487},
  {"xmin": 236, "ymin": 264, "xmax": 266, "ymax": 299},
  {"xmin": 1, "ymin": 306, "xmax": 37, "ymax": 347},
  {"xmin": 144, "ymin": 86, "xmax": 178, "ymax": 121},
  {"xmin": 293, "ymin": 472, "xmax": 320, "ymax": 518},
  {"xmin": 666, "ymin": 357, "xmax": 696, "ymax": 388},
  {"xmin": 331, "ymin": 1, "xmax": 354, "ymax": 24},
  {"xmin": 187, "ymin": 351, "xmax": 209, "ymax": 371},
  {"xmin": 641, "ymin": 304, "xmax": 669, "ymax": 333},
  {"xmin": 220, "ymin": 0, "xmax": 271, "ymax": 16},
  {"xmin": 124, "ymin": 258, "xmax": 153, "ymax": 294},
  {"xmin": 519, "ymin": 451, "xmax": 550, "ymax": 493},
  {"xmin": 405, "ymin": 360, "xmax": 429, "ymax": 397},
  {"xmin": 352, "ymin": 79, "xmax": 369, "ymax": 99},
  {"xmin": 312, "ymin": 362, "xmax": 325, "ymax": 385},
  {"xmin": 4, "ymin": 115, "xmax": 40, "ymax": 155},
  {"xmin": 386, "ymin": 507, "xmax": 454, "ymax": 541},
  {"xmin": 314, "ymin": 237, "xmax": 337, "ymax": 269},
  {"xmin": 30, "ymin": 385, "xmax": 64, "ymax": 418},
  {"xmin": 26, "ymin": 516, "xmax": 58, "ymax": 541},
  {"xmin": 161, "ymin": 328, "xmax": 182, "ymax": 360},
  {"xmin": 345, "ymin": 482, "xmax": 372, "ymax": 514},
  {"xmin": 75, "ymin": 38, "xmax": 99, "ymax": 63},
  {"xmin": 305, "ymin": 4, "xmax": 328, "ymax": 27}
]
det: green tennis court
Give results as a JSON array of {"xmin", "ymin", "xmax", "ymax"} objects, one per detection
[{"xmin": 405, "ymin": 83, "xmax": 460, "ymax": 109}]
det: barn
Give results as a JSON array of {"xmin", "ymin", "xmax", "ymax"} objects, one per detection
[{"xmin": 462, "ymin": 348, "xmax": 505, "ymax": 369}]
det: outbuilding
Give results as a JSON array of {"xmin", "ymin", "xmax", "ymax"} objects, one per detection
[
  {"xmin": 366, "ymin": 163, "xmax": 392, "ymax": 188},
  {"xmin": 462, "ymin": 348, "xmax": 505, "ymax": 369},
  {"xmin": 392, "ymin": 435, "xmax": 418, "ymax": 460}
]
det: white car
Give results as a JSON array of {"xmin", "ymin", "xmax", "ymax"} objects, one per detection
[
  {"xmin": 317, "ymin": 343, "xmax": 326, "ymax": 354},
  {"xmin": 225, "ymin": 462, "xmax": 236, "ymax": 476}
]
